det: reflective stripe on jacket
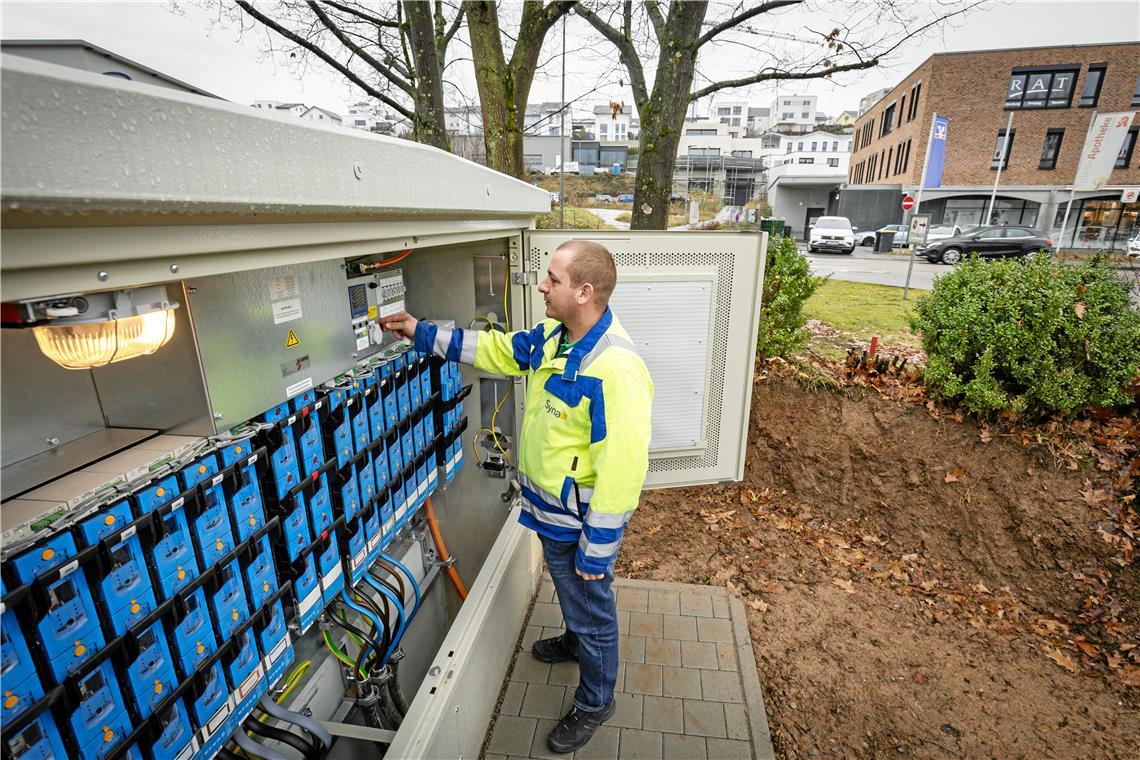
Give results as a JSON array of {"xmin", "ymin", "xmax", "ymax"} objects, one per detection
[{"xmin": 414, "ymin": 308, "xmax": 653, "ymax": 573}]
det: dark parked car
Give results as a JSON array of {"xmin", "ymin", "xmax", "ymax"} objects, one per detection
[{"xmin": 922, "ymin": 225, "xmax": 1053, "ymax": 264}]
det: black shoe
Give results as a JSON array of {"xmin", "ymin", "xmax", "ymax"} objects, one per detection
[
  {"xmin": 547, "ymin": 700, "xmax": 616, "ymax": 754},
  {"xmin": 531, "ymin": 632, "xmax": 578, "ymax": 663}
]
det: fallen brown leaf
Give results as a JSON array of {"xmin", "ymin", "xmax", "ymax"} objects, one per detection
[
  {"xmin": 831, "ymin": 578, "xmax": 855, "ymax": 594},
  {"xmin": 945, "ymin": 467, "xmax": 965, "ymax": 483},
  {"xmin": 912, "ymin": 671, "xmax": 929, "ymax": 684},
  {"xmin": 1045, "ymin": 647, "xmax": 1080, "ymax": 674}
]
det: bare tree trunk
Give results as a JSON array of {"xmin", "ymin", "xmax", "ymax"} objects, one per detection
[
  {"xmin": 630, "ymin": 4, "xmax": 705, "ymax": 229},
  {"xmin": 465, "ymin": 1, "xmax": 524, "ymax": 176},
  {"xmin": 403, "ymin": 0, "xmax": 450, "ymax": 151}
]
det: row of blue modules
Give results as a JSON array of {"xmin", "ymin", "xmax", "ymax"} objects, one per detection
[{"xmin": 1, "ymin": 512, "xmax": 294, "ymax": 760}]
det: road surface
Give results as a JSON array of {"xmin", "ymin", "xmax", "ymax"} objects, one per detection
[{"xmin": 802, "ymin": 245, "xmax": 944, "ymax": 291}]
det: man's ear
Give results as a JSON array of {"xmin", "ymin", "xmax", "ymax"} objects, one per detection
[{"xmin": 577, "ymin": 282, "xmax": 594, "ymax": 305}]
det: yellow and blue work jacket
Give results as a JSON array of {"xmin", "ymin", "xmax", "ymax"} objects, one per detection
[{"xmin": 414, "ymin": 308, "xmax": 653, "ymax": 573}]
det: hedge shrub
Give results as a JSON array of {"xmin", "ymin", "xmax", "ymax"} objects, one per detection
[
  {"xmin": 910, "ymin": 254, "xmax": 1140, "ymax": 416},
  {"xmin": 757, "ymin": 234, "xmax": 824, "ymax": 357}
]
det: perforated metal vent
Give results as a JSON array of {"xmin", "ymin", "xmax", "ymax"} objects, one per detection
[{"xmin": 529, "ymin": 245, "xmax": 736, "ymax": 475}]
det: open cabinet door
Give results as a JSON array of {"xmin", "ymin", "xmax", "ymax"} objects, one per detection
[{"xmin": 523, "ymin": 230, "xmax": 766, "ymax": 489}]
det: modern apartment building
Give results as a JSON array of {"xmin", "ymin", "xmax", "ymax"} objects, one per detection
[{"xmin": 844, "ymin": 42, "xmax": 1140, "ymax": 248}]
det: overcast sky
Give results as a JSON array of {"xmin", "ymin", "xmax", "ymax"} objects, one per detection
[{"xmin": 2, "ymin": 1, "xmax": 1138, "ymax": 120}]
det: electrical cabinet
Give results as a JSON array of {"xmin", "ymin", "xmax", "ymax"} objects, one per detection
[{"xmin": 1, "ymin": 53, "xmax": 764, "ymax": 760}]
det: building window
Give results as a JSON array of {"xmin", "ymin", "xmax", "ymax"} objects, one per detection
[
  {"xmin": 886, "ymin": 146, "xmax": 894, "ymax": 175},
  {"xmin": 901, "ymin": 139, "xmax": 912, "ymax": 173},
  {"xmin": 782, "ymin": 111, "xmax": 795, "ymax": 119},
  {"xmin": 821, "ymin": 142, "xmax": 827, "ymax": 152},
  {"xmin": 599, "ymin": 124, "xmax": 608, "ymax": 134},
  {"xmin": 783, "ymin": 100, "xmax": 791, "ymax": 106},
  {"xmin": 731, "ymin": 118, "xmax": 740, "ymax": 126},
  {"xmin": 847, "ymin": 141, "xmax": 852, "ymax": 152},
  {"xmin": 803, "ymin": 99, "xmax": 811, "ymax": 106},
  {"xmin": 908, "ymin": 82, "xmax": 921, "ymax": 120},
  {"xmin": 798, "ymin": 157, "xmax": 814, "ymax": 164},
  {"xmin": 881, "ymin": 103, "xmax": 896, "ymax": 136},
  {"xmin": 797, "ymin": 141, "xmax": 804, "ymax": 151},
  {"xmin": 1080, "ymin": 65, "xmax": 1107, "ymax": 108},
  {"xmin": 1116, "ymin": 127, "xmax": 1138, "ymax": 168},
  {"xmin": 732, "ymin": 150, "xmax": 752, "ymax": 158},
  {"xmin": 732, "ymin": 106, "xmax": 742, "ymax": 115},
  {"xmin": 801, "ymin": 112, "xmax": 809, "ymax": 119},
  {"xmin": 898, "ymin": 95, "xmax": 906, "ymax": 127},
  {"xmin": 685, "ymin": 128, "xmax": 717, "ymax": 135},
  {"xmin": 1005, "ymin": 67, "xmax": 1078, "ymax": 110},
  {"xmin": 1039, "ymin": 129, "xmax": 1064, "ymax": 169},
  {"xmin": 811, "ymin": 142, "xmax": 818, "ymax": 151},
  {"xmin": 717, "ymin": 107, "xmax": 731, "ymax": 116},
  {"xmin": 991, "ymin": 128, "xmax": 1015, "ymax": 170},
  {"xmin": 729, "ymin": 131, "xmax": 739, "ymax": 138},
  {"xmin": 786, "ymin": 143, "xmax": 793, "ymax": 153},
  {"xmin": 1133, "ymin": 76, "xmax": 1140, "ymax": 106},
  {"xmin": 827, "ymin": 158, "xmax": 840, "ymax": 168}
]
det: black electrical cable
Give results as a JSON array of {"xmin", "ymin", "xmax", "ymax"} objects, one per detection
[
  {"xmin": 353, "ymin": 589, "xmax": 391, "ymax": 656},
  {"xmin": 345, "ymin": 594, "xmax": 387, "ymax": 678},
  {"xmin": 388, "ymin": 659, "xmax": 410, "ymax": 717},
  {"xmin": 329, "ymin": 606, "xmax": 384, "ymax": 662},
  {"xmin": 243, "ymin": 717, "xmax": 319, "ymax": 760}
]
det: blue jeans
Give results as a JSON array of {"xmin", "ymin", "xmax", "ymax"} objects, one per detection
[{"xmin": 540, "ymin": 535, "xmax": 619, "ymax": 712}]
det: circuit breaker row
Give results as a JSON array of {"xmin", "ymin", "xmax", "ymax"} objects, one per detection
[{"xmin": 0, "ymin": 347, "xmax": 469, "ymax": 760}]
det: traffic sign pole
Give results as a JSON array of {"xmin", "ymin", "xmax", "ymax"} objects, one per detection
[{"xmin": 904, "ymin": 112, "xmax": 939, "ymax": 301}]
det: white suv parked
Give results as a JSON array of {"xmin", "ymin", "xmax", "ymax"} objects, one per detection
[{"xmin": 808, "ymin": 216, "xmax": 856, "ymax": 254}]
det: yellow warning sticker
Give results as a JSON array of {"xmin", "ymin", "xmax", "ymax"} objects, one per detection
[
  {"xmin": 285, "ymin": 329, "xmax": 300, "ymax": 349},
  {"xmin": 368, "ymin": 305, "xmax": 378, "ymax": 320}
]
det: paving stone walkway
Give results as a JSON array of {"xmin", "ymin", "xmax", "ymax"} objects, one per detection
[{"xmin": 483, "ymin": 576, "xmax": 775, "ymax": 760}]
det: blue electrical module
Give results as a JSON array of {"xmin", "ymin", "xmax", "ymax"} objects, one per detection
[
  {"xmin": 408, "ymin": 367, "xmax": 423, "ymax": 410},
  {"xmin": 170, "ymin": 586, "xmax": 217, "ymax": 676},
  {"xmin": 188, "ymin": 660, "xmax": 230, "ymax": 738},
  {"xmin": 257, "ymin": 600, "xmax": 291, "ymax": 676},
  {"xmin": 1, "ymin": 582, "xmax": 43, "ymax": 726},
  {"xmin": 2, "ymin": 693, "xmax": 70, "ymax": 759},
  {"xmin": 207, "ymin": 559, "xmax": 251, "ymax": 641},
  {"xmin": 10, "ymin": 534, "xmax": 105, "ymax": 683},
  {"xmin": 363, "ymin": 504, "xmax": 382, "ymax": 566},
  {"xmin": 291, "ymin": 555, "xmax": 322, "ymax": 634},
  {"xmin": 357, "ymin": 455, "xmax": 376, "ymax": 507},
  {"xmin": 224, "ymin": 627, "xmax": 261, "ymax": 702},
  {"xmin": 218, "ymin": 441, "xmax": 267, "ymax": 543},
  {"xmin": 378, "ymin": 491, "xmax": 395, "ymax": 542},
  {"xmin": 290, "ymin": 389, "xmax": 316, "ymax": 412},
  {"xmin": 242, "ymin": 534, "xmax": 278, "ymax": 610},
  {"xmin": 307, "ymin": 472, "xmax": 334, "ymax": 535},
  {"xmin": 76, "ymin": 502, "xmax": 156, "ymax": 636},
  {"xmin": 338, "ymin": 466, "xmax": 361, "ymax": 524},
  {"xmin": 267, "ymin": 422, "xmax": 303, "ymax": 500},
  {"xmin": 280, "ymin": 498, "xmax": 312, "ymax": 564},
  {"xmin": 147, "ymin": 697, "xmax": 196, "ymax": 760},
  {"xmin": 382, "ymin": 379, "xmax": 399, "ymax": 429},
  {"xmin": 349, "ymin": 393, "xmax": 371, "ymax": 454},
  {"xmin": 150, "ymin": 496, "xmax": 200, "ymax": 601},
  {"xmin": 396, "ymin": 375, "xmax": 411, "ymax": 419},
  {"xmin": 66, "ymin": 658, "xmax": 133, "ymax": 759},
  {"xmin": 123, "ymin": 617, "xmax": 179, "ymax": 718},
  {"xmin": 368, "ymin": 382, "xmax": 386, "ymax": 440},
  {"xmin": 316, "ymin": 533, "xmax": 345, "ymax": 605},
  {"xmin": 297, "ymin": 406, "xmax": 326, "ymax": 478},
  {"xmin": 387, "ymin": 437, "xmax": 403, "ymax": 480},
  {"xmin": 412, "ymin": 417, "xmax": 426, "ymax": 458},
  {"xmin": 345, "ymin": 516, "xmax": 369, "ymax": 585},
  {"xmin": 327, "ymin": 393, "xmax": 355, "ymax": 469},
  {"xmin": 133, "ymin": 475, "xmax": 180, "ymax": 516},
  {"xmin": 179, "ymin": 455, "xmax": 235, "ymax": 567},
  {"xmin": 372, "ymin": 444, "xmax": 390, "ymax": 493}
]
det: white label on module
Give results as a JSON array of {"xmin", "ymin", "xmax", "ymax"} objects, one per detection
[
  {"xmin": 298, "ymin": 587, "xmax": 321, "ymax": 617},
  {"xmin": 58, "ymin": 560, "xmax": 79, "ymax": 579},
  {"xmin": 120, "ymin": 525, "xmax": 138, "ymax": 541},
  {"xmin": 384, "ymin": 518, "xmax": 395, "ymax": 534},
  {"xmin": 171, "ymin": 739, "xmax": 197, "ymax": 760},
  {"xmin": 211, "ymin": 474, "xmax": 224, "ymax": 487},
  {"xmin": 321, "ymin": 563, "xmax": 343, "ymax": 590},
  {"xmin": 366, "ymin": 532, "xmax": 380, "ymax": 552},
  {"xmin": 237, "ymin": 664, "xmax": 265, "ymax": 700},
  {"xmin": 203, "ymin": 699, "xmax": 232, "ymax": 737},
  {"xmin": 264, "ymin": 635, "xmax": 290, "ymax": 671},
  {"xmin": 352, "ymin": 546, "xmax": 367, "ymax": 570}
]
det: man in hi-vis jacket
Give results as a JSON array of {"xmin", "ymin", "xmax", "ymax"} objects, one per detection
[{"xmin": 382, "ymin": 240, "xmax": 652, "ymax": 753}]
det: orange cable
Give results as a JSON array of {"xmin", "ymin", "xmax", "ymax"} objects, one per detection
[
  {"xmin": 371, "ymin": 248, "xmax": 414, "ymax": 268},
  {"xmin": 424, "ymin": 497, "xmax": 468, "ymax": 600}
]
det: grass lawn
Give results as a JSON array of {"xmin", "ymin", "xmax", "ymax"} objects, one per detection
[{"xmin": 802, "ymin": 279, "xmax": 927, "ymax": 360}]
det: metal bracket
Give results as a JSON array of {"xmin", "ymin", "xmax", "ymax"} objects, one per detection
[
  {"xmin": 430, "ymin": 554, "xmax": 458, "ymax": 570},
  {"xmin": 316, "ymin": 720, "xmax": 397, "ymax": 745},
  {"xmin": 512, "ymin": 271, "xmax": 537, "ymax": 285}
]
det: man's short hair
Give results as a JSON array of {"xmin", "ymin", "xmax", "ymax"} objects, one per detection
[{"xmin": 558, "ymin": 240, "xmax": 617, "ymax": 305}]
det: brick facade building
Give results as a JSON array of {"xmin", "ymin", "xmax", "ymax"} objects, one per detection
[{"xmin": 842, "ymin": 42, "xmax": 1140, "ymax": 249}]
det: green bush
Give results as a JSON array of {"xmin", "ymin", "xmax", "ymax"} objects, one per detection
[
  {"xmin": 910, "ymin": 254, "xmax": 1140, "ymax": 416},
  {"xmin": 757, "ymin": 234, "xmax": 825, "ymax": 357}
]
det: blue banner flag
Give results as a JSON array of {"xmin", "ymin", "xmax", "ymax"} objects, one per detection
[{"xmin": 922, "ymin": 115, "xmax": 949, "ymax": 188}]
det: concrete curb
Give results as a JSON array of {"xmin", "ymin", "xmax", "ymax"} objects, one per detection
[{"xmin": 729, "ymin": 594, "xmax": 776, "ymax": 760}]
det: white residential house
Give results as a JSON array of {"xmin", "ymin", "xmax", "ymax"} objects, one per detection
[
  {"xmin": 762, "ymin": 129, "xmax": 854, "ymax": 237},
  {"xmin": 712, "ymin": 98, "xmax": 749, "ymax": 137},
  {"xmin": 832, "ymin": 110, "xmax": 859, "ymax": 127},
  {"xmin": 592, "ymin": 103, "xmax": 634, "ymax": 143},
  {"xmin": 526, "ymin": 101, "xmax": 573, "ymax": 136},
  {"xmin": 300, "ymin": 105, "xmax": 342, "ymax": 127},
  {"xmin": 746, "ymin": 106, "xmax": 772, "ymax": 135},
  {"xmin": 770, "ymin": 94, "xmax": 819, "ymax": 134},
  {"xmin": 274, "ymin": 103, "xmax": 308, "ymax": 118},
  {"xmin": 858, "ymin": 87, "xmax": 892, "ymax": 116}
]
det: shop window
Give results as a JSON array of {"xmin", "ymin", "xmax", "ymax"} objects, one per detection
[
  {"xmin": 1039, "ymin": 129, "xmax": 1064, "ymax": 170},
  {"xmin": 1005, "ymin": 67, "xmax": 1078, "ymax": 110},
  {"xmin": 1080, "ymin": 65, "xmax": 1107, "ymax": 108},
  {"xmin": 991, "ymin": 128, "xmax": 1015, "ymax": 170},
  {"xmin": 1117, "ymin": 127, "xmax": 1138, "ymax": 168}
]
